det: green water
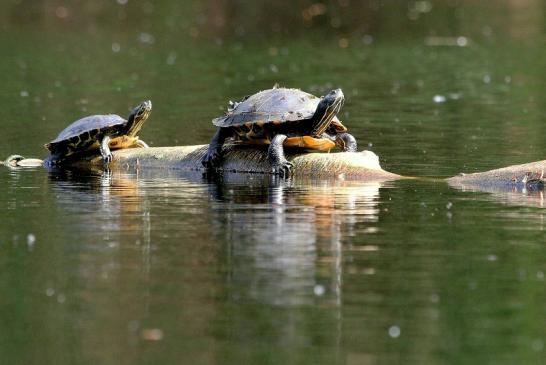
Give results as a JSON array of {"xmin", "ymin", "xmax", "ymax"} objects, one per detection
[{"xmin": 1, "ymin": 1, "xmax": 546, "ymax": 364}]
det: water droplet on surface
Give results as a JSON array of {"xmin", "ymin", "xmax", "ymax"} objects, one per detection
[
  {"xmin": 112, "ymin": 43, "xmax": 121, "ymax": 53},
  {"xmin": 313, "ymin": 285, "xmax": 325, "ymax": 296},
  {"xmin": 388, "ymin": 326, "xmax": 401, "ymax": 338},
  {"xmin": 46, "ymin": 288, "xmax": 55, "ymax": 297},
  {"xmin": 20, "ymin": 90, "xmax": 29, "ymax": 97},
  {"xmin": 433, "ymin": 95, "xmax": 446, "ymax": 103},
  {"xmin": 456, "ymin": 36, "xmax": 468, "ymax": 47},
  {"xmin": 138, "ymin": 32, "xmax": 155, "ymax": 44},
  {"xmin": 27, "ymin": 234, "xmax": 36, "ymax": 249}
]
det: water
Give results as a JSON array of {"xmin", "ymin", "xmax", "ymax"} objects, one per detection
[{"xmin": 1, "ymin": 1, "xmax": 546, "ymax": 364}]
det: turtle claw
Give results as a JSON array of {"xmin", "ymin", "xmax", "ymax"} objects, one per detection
[
  {"xmin": 202, "ymin": 150, "xmax": 223, "ymax": 169},
  {"xmin": 271, "ymin": 160, "xmax": 293, "ymax": 178},
  {"xmin": 103, "ymin": 153, "xmax": 113, "ymax": 165}
]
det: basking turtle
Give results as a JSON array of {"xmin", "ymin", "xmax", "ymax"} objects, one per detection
[
  {"xmin": 44, "ymin": 100, "xmax": 152, "ymax": 165},
  {"xmin": 202, "ymin": 88, "xmax": 356, "ymax": 176}
]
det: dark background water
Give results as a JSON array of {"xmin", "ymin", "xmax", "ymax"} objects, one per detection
[{"xmin": 1, "ymin": 1, "xmax": 546, "ymax": 364}]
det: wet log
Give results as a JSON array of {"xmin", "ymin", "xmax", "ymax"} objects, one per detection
[
  {"xmin": 447, "ymin": 160, "xmax": 546, "ymax": 190},
  {"xmin": 74, "ymin": 144, "xmax": 402, "ymax": 180}
]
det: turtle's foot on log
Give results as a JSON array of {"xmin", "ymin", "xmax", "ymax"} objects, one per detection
[
  {"xmin": 201, "ymin": 149, "xmax": 223, "ymax": 169},
  {"xmin": 100, "ymin": 136, "xmax": 113, "ymax": 165},
  {"xmin": 268, "ymin": 134, "xmax": 293, "ymax": 178},
  {"xmin": 271, "ymin": 159, "xmax": 293, "ymax": 178},
  {"xmin": 335, "ymin": 133, "xmax": 358, "ymax": 152}
]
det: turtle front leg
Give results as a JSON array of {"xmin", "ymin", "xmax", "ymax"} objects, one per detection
[
  {"xmin": 100, "ymin": 135, "xmax": 113, "ymax": 164},
  {"xmin": 335, "ymin": 132, "xmax": 357, "ymax": 152},
  {"xmin": 268, "ymin": 134, "xmax": 293, "ymax": 177},
  {"xmin": 202, "ymin": 127, "xmax": 230, "ymax": 169}
]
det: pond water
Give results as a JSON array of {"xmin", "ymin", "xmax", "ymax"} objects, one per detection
[{"xmin": 1, "ymin": 1, "xmax": 546, "ymax": 364}]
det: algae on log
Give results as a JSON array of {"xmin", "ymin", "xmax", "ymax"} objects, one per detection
[
  {"xmin": 72, "ymin": 144, "xmax": 401, "ymax": 180},
  {"xmin": 447, "ymin": 160, "xmax": 546, "ymax": 190}
]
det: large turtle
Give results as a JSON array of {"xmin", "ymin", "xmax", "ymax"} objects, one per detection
[
  {"xmin": 202, "ymin": 88, "xmax": 357, "ymax": 176},
  {"xmin": 44, "ymin": 100, "xmax": 152, "ymax": 165}
]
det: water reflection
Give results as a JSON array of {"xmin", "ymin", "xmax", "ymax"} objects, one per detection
[
  {"xmin": 205, "ymin": 173, "xmax": 383, "ymax": 307},
  {"xmin": 41, "ymin": 167, "xmax": 389, "ymax": 360},
  {"xmin": 47, "ymin": 167, "xmax": 385, "ymax": 309},
  {"xmin": 449, "ymin": 180, "xmax": 546, "ymax": 208},
  {"xmin": 48, "ymin": 167, "xmax": 148, "ymax": 234}
]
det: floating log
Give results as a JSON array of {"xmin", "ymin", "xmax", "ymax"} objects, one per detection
[
  {"xmin": 6, "ymin": 145, "xmax": 546, "ymax": 190},
  {"xmin": 70, "ymin": 144, "xmax": 402, "ymax": 180},
  {"xmin": 447, "ymin": 160, "xmax": 546, "ymax": 190}
]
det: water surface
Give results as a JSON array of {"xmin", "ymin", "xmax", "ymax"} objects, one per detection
[{"xmin": 1, "ymin": 1, "xmax": 546, "ymax": 364}]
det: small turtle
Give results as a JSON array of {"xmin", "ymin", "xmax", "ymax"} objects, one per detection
[
  {"xmin": 44, "ymin": 100, "xmax": 152, "ymax": 165},
  {"xmin": 202, "ymin": 88, "xmax": 357, "ymax": 176}
]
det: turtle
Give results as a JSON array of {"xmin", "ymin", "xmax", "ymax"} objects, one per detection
[
  {"xmin": 44, "ymin": 100, "xmax": 152, "ymax": 165},
  {"xmin": 202, "ymin": 87, "xmax": 357, "ymax": 176}
]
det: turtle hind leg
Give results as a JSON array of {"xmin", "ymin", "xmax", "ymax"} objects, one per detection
[
  {"xmin": 335, "ymin": 132, "xmax": 357, "ymax": 152},
  {"xmin": 100, "ymin": 135, "xmax": 113, "ymax": 164},
  {"xmin": 268, "ymin": 134, "xmax": 293, "ymax": 178},
  {"xmin": 202, "ymin": 127, "xmax": 231, "ymax": 169}
]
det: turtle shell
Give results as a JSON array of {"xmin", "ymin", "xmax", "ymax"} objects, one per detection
[
  {"xmin": 213, "ymin": 88, "xmax": 321, "ymax": 127},
  {"xmin": 45, "ymin": 114, "xmax": 126, "ymax": 153}
]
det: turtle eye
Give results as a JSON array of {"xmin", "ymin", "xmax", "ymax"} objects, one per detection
[{"xmin": 138, "ymin": 105, "xmax": 148, "ymax": 117}]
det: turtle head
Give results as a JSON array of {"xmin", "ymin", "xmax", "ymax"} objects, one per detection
[
  {"xmin": 127, "ymin": 100, "xmax": 152, "ymax": 136},
  {"xmin": 311, "ymin": 89, "xmax": 345, "ymax": 136}
]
